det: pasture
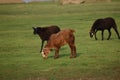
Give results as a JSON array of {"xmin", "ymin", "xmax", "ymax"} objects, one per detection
[{"xmin": 0, "ymin": 1, "xmax": 120, "ymax": 80}]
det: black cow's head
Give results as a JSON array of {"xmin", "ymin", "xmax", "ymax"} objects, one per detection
[{"xmin": 89, "ymin": 30, "xmax": 95, "ymax": 38}]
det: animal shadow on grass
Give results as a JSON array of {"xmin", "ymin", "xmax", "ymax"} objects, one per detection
[
  {"xmin": 93, "ymin": 37, "xmax": 117, "ymax": 41},
  {"xmin": 60, "ymin": 52, "xmax": 81, "ymax": 58}
]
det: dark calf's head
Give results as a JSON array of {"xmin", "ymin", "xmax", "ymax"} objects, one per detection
[{"xmin": 32, "ymin": 27, "xmax": 38, "ymax": 35}]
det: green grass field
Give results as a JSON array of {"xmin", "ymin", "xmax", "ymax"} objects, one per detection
[{"xmin": 0, "ymin": 1, "xmax": 120, "ymax": 80}]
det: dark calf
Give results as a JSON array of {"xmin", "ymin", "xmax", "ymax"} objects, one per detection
[{"xmin": 32, "ymin": 25, "xmax": 60, "ymax": 52}]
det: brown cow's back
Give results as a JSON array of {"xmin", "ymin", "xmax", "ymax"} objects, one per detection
[{"xmin": 46, "ymin": 29, "xmax": 75, "ymax": 48}]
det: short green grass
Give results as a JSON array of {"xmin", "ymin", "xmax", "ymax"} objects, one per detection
[{"xmin": 0, "ymin": 1, "xmax": 120, "ymax": 80}]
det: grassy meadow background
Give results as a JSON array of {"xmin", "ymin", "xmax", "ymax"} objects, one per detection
[{"xmin": 0, "ymin": 0, "xmax": 120, "ymax": 80}]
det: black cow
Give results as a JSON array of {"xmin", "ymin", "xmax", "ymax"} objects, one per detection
[{"xmin": 89, "ymin": 17, "xmax": 120, "ymax": 40}]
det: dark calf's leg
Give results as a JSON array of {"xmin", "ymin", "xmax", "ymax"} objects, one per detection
[
  {"xmin": 107, "ymin": 29, "xmax": 111, "ymax": 40},
  {"xmin": 101, "ymin": 30, "xmax": 104, "ymax": 40},
  {"xmin": 40, "ymin": 40, "xmax": 44, "ymax": 53}
]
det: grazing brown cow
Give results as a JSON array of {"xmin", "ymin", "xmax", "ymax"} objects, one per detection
[{"xmin": 41, "ymin": 29, "xmax": 77, "ymax": 59}]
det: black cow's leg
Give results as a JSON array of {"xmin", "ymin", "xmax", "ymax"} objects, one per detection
[
  {"xmin": 40, "ymin": 40, "xmax": 44, "ymax": 53},
  {"xmin": 101, "ymin": 30, "xmax": 104, "ymax": 40},
  {"xmin": 95, "ymin": 30, "xmax": 98, "ymax": 40},
  {"xmin": 113, "ymin": 28, "xmax": 120, "ymax": 39},
  {"xmin": 107, "ymin": 29, "xmax": 111, "ymax": 40}
]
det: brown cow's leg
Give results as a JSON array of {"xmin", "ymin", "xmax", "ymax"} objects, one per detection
[
  {"xmin": 54, "ymin": 48, "xmax": 59, "ymax": 59},
  {"xmin": 69, "ymin": 44, "xmax": 76, "ymax": 58},
  {"xmin": 73, "ymin": 45, "xmax": 77, "ymax": 57}
]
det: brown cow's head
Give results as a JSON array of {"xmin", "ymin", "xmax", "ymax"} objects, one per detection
[{"xmin": 41, "ymin": 48, "xmax": 50, "ymax": 59}]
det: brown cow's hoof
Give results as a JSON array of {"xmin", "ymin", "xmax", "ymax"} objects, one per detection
[
  {"xmin": 54, "ymin": 56, "xmax": 59, "ymax": 59},
  {"xmin": 70, "ymin": 55, "xmax": 76, "ymax": 58}
]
